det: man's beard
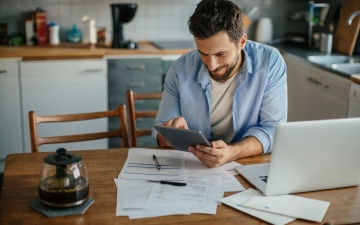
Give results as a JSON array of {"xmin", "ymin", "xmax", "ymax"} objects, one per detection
[{"xmin": 208, "ymin": 52, "xmax": 240, "ymax": 82}]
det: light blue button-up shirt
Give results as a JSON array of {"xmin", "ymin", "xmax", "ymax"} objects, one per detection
[{"xmin": 152, "ymin": 40, "xmax": 287, "ymax": 153}]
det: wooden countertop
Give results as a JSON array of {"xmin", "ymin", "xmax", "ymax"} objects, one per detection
[
  {"xmin": 350, "ymin": 76, "xmax": 360, "ymax": 85},
  {"xmin": 0, "ymin": 41, "xmax": 193, "ymax": 60}
]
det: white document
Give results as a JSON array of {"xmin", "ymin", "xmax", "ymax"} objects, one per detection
[
  {"xmin": 144, "ymin": 181, "xmax": 222, "ymax": 215},
  {"xmin": 119, "ymin": 148, "xmax": 186, "ymax": 181},
  {"xmin": 185, "ymin": 152, "xmax": 245, "ymax": 192},
  {"xmin": 116, "ymin": 178, "xmax": 189, "ymax": 218},
  {"xmin": 244, "ymin": 194, "xmax": 330, "ymax": 222},
  {"xmin": 220, "ymin": 189, "xmax": 296, "ymax": 225}
]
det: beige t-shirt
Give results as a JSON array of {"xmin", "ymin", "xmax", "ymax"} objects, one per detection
[{"xmin": 210, "ymin": 74, "xmax": 237, "ymax": 143}]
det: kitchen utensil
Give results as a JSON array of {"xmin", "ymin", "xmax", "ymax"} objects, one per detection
[
  {"xmin": 110, "ymin": 3, "xmax": 138, "ymax": 49},
  {"xmin": 333, "ymin": 0, "xmax": 360, "ymax": 55},
  {"xmin": 38, "ymin": 148, "xmax": 89, "ymax": 208}
]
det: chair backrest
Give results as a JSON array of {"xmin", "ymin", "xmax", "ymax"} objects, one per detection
[
  {"xmin": 29, "ymin": 104, "xmax": 129, "ymax": 153},
  {"xmin": 126, "ymin": 89, "xmax": 162, "ymax": 147}
]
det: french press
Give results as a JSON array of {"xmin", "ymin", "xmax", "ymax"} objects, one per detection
[{"xmin": 38, "ymin": 148, "xmax": 89, "ymax": 207}]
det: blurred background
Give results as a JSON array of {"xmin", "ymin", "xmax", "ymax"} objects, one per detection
[{"xmin": 0, "ymin": 0, "xmax": 344, "ymax": 44}]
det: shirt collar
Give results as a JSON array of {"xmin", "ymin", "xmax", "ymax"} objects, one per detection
[{"xmin": 197, "ymin": 46, "xmax": 253, "ymax": 89}]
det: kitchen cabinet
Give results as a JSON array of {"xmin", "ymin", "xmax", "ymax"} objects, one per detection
[
  {"xmin": 0, "ymin": 59, "xmax": 23, "ymax": 160},
  {"xmin": 348, "ymin": 82, "xmax": 360, "ymax": 117},
  {"xmin": 20, "ymin": 59, "xmax": 108, "ymax": 152},
  {"xmin": 108, "ymin": 56, "xmax": 163, "ymax": 148},
  {"xmin": 283, "ymin": 53, "xmax": 351, "ymax": 122}
]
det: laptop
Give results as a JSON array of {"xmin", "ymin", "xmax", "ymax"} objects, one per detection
[{"xmin": 236, "ymin": 118, "xmax": 360, "ymax": 196}]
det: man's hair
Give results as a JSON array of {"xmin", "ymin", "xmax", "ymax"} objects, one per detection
[{"xmin": 188, "ymin": 0, "xmax": 244, "ymax": 44}]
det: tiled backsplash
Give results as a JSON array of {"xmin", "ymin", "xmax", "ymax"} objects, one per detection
[{"xmin": 0, "ymin": 0, "xmax": 287, "ymax": 42}]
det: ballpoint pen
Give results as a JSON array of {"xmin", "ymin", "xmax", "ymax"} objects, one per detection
[
  {"xmin": 147, "ymin": 180, "xmax": 187, "ymax": 186},
  {"xmin": 153, "ymin": 154, "xmax": 161, "ymax": 170}
]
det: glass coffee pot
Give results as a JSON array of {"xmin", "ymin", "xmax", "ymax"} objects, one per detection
[{"xmin": 38, "ymin": 148, "xmax": 89, "ymax": 207}]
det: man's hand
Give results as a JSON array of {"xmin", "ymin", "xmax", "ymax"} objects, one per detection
[
  {"xmin": 188, "ymin": 140, "xmax": 232, "ymax": 168},
  {"xmin": 156, "ymin": 117, "xmax": 189, "ymax": 147},
  {"xmin": 188, "ymin": 136, "xmax": 263, "ymax": 168}
]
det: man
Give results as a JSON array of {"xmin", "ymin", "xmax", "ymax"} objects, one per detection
[{"xmin": 152, "ymin": 0, "xmax": 287, "ymax": 168}]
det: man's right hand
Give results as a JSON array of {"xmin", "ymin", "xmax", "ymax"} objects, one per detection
[{"xmin": 156, "ymin": 116, "xmax": 189, "ymax": 147}]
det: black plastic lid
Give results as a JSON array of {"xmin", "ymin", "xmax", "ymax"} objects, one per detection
[{"xmin": 43, "ymin": 148, "xmax": 82, "ymax": 166}]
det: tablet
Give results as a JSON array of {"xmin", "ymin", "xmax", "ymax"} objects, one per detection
[{"xmin": 153, "ymin": 125, "xmax": 211, "ymax": 151}]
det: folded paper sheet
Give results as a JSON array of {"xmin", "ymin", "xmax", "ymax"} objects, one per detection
[
  {"xmin": 244, "ymin": 193, "xmax": 330, "ymax": 222},
  {"xmin": 220, "ymin": 189, "xmax": 296, "ymax": 225}
]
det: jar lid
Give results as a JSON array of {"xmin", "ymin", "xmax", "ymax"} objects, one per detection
[{"xmin": 44, "ymin": 148, "xmax": 82, "ymax": 166}]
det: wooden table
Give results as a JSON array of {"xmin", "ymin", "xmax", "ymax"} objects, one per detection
[{"xmin": 1, "ymin": 149, "xmax": 359, "ymax": 225}]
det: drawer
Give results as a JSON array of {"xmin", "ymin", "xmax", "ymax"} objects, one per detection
[
  {"xmin": 133, "ymin": 99, "xmax": 160, "ymax": 110},
  {"xmin": 321, "ymin": 77, "xmax": 350, "ymax": 100},
  {"xmin": 108, "ymin": 75, "xmax": 162, "ymax": 104},
  {"xmin": 20, "ymin": 59, "xmax": 106, "ymax": 77},
  {"xmin": 108, "ymin": 58, "xmax": 161, "ymax": 77},
  {"xmin": 136, "ymin": 117, "xmax": 157, "ymax": 130},
  {"xmin": 109, "ymin": 73, "xmax": 162, "ymax": 90},
  {"xmin": 0, "ymin": 62, "xmax": 19, "ymax": 76},
  {"xmin": 136, "ymin": 136, "xmax": 156, "ymax": 147}
]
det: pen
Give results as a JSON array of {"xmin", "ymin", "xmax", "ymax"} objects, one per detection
[
  {"xmin": 147, "ymin": 180, "xmax": 187, "ymax": 186},
  {"xmin": 153, "ymin": 154, "xmax": 161, "ymax": 170}
]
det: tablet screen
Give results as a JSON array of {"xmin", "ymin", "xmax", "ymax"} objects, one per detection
[{"xmin": 154, "ymin": 125, "xmax": 211, "ymax": 151}]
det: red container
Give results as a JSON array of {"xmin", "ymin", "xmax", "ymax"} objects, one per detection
[{"xmin": 34, "ymin": 11, "xmax": 47, "ymax": 46}]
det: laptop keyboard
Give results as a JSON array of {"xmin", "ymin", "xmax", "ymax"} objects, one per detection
[{"xmin": 259, "ymin": 175, "xmax": 268, "ymax": 183}]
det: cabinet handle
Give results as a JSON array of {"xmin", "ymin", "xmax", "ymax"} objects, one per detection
[
  {"xmin": 307, "ymin": 77, "xmax": 322, "ymax": 86},
  {"xmin": 126, "ymin": 82, "xmax": 145, "ymax": 87},
  {"xmin": 126, "ymin": 64, "xmax": 145, "ymax": 70},
  {"xmin": 354, "ymin": 90, "xmax": 358, "ymax": 98},
  {"xmin": 0, "ymin": 70, "xmax": 7, "ymax": 74},
  {"xmin": 85, "ymin": 68, "xmax": 104, "ymax": 73}
]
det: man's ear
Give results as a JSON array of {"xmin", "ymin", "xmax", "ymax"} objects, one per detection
[{"xmin": 239, "ymin": 34, "xmax": 247, "ymax": 49}]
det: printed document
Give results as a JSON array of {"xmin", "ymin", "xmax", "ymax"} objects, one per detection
[{"xmin": 119, "ymin": 148, "xmax": 186, "ymax": 180}]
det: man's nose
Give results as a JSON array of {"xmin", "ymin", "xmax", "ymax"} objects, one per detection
[{"xmin": 206, "ymin": 56, "xmax": 219, "ymax": 71}]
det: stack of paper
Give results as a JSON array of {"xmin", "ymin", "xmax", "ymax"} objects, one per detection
[
  {"xmin": 115, "ymin": 148, "xmax": 245, "ymax": 219},
  {"xmin": 220, "ymin": 188, "xmax": 330, "ymax": 225}
]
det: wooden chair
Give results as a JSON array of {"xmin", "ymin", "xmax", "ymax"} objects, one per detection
[
  {"xmin": 29, "ymin": 104, "xmax": 129, "ymax": 153},
  {"xmin": 126, "ymin": 89, "xmax": 162, "ymax": 147}
]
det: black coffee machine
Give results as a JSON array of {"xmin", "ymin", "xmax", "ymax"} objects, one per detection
[{"xmin": 111, "ymin": 3, "xmax": 138, "ymax": 49}]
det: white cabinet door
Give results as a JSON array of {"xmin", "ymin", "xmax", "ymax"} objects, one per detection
[
  {"xmin": 286, "ymin": 54, "xmax": 321, "ymax": 121},
  {"xmin": 20, "ymin": 59, "xmax": 108, "ymax": 153},
  {"xmin": 0, "ymin": 60, "xmax": 23, "ymax": 159},
  {"xmin": 284, "ymin": 53, "xmax": 350, "ymax": 122},
  {"xmin": 348, "ymin": 82, "xmax": 360, "ymax": 117}
]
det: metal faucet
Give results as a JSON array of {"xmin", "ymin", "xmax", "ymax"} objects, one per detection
[
  {"xmin": 308, "ymin": 3, "xmax": 329, "ymax": 48},
  {"xmin": 348, "ymin": 10, "xmax": 360, "ymax": 25}
]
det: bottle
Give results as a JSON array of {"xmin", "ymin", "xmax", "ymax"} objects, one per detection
[
  {"xmin": 25, "ymin": 18, "xmax": 35, "ymax": 46},
  {"xmin": 48, "ymin": 22, "xmax": 60, "ymax": 45},
  {"xmin": 34, "ymin": 7, "xmax": 48, "ymax": 46},
  {"xmin": 67, "ymin": 24, "xmax": 81, "ymax": 43},
  {"xmin": 82, "ymin": 15, "xmax": 97, "ymax": 45}
]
